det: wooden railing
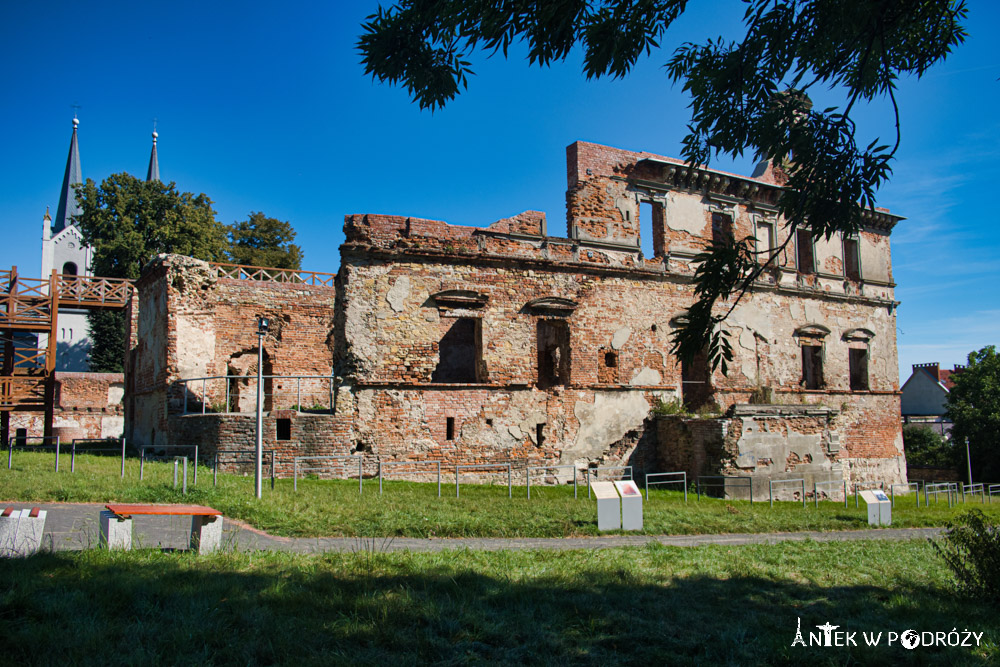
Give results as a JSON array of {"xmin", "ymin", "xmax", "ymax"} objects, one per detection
[
  {"xmin": 0, "ymin": 376, "xmax": 47, "ymax": 411},
  {"xmin": 211, "ymin": 262, "xmax": 337, "ymax": 287},
  {"xmin": 56, "ymin": 275, "xmax": 132, "ymax": 308}
]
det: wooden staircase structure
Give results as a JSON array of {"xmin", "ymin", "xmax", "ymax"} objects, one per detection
[{"xmin": 1, "ymin": 267, "xmax": 132, "ymax": 444}]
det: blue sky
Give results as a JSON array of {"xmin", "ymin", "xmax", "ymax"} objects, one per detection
[{"xmin": 1, "ymin": 1, "xmax": 997, "ymax": 383}]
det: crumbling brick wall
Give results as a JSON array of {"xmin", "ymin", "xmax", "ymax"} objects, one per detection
[{"xmin": 126, "ymin": 140, "xmax": 906, "ymax": 488}]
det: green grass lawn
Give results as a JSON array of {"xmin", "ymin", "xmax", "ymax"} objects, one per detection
[
  {"xmin": 1, "ymin": 540, "xmax": 996, "ymax": 665},
  {"xmin": 2, "ymin": 450, "xmax": 995, "ymax": 538}
]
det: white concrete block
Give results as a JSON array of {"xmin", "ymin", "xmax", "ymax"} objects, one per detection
[
  {"xmin": 100, "ymin": 510, "xmax": 132, "ymax": 550},
  {"xmin": 0, "ymin": 509, "xmax": 47, "ymax": 557},
  {"xmin": 190, "ymin": 514, "xmax": 223, "ymax": 554}
]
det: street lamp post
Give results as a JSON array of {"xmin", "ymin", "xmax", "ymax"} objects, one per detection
[{"xmin": 255, "ymin": 316, "xmax": 270, "ymax": 499}]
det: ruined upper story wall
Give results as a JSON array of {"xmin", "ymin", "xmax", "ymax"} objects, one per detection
[
  {"xmin": 54, "ymin": 372, "xmax": 124, "ymax": 410},
  {"xmin": 564, "ymin": 141, "xmax": 901, "ymax": 289}
]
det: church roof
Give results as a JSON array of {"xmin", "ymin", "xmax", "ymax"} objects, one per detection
[
  {"xmin": 53, "ymin": 117, "xmax": 82, "ymax": 234},
  {"xmin": 146, "ymin": 130, "xmax": 160, "ymax": 182}
]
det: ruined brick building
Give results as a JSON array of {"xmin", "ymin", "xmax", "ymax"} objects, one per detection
[{"xmin": 126, "ymin": 141, "xmax": 906, "ymax": 495}]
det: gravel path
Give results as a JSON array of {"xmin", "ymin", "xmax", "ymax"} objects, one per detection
[{"xmin": 3, "ymin": 502, "xmax": 944, "ymax": 554}]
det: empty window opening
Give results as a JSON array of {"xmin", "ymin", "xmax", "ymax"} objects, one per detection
[
  {"xmin": 598, "ymin": 348, "xmax": 619, "ymax": 384},
  {"xmin": 712, "ymin": 213, "xmax": 733, "ymax": 245},
  {"xmin": 680, "ymin": 349, "xmax": 712, "ymax": 411},
  {"xmin": 796, "ymin": 229, "xmax": 815, "ymax": 274},
  {"xmin": 62, "ymin": 262, "xmax": 78, "ymax": 276},
  {"xmin": 537, "ymin": 319, "xmax": 571, "ymax": 389},
  {"xmin": 355, "ymin": 443, "xmax": 367, "ymax": 453},
  {"xmin": 276, "ymin": 418, "xmax": 291, "ymax": 441},
  {"xmin": 486, "ymin": 418, "xmax": 493, "ymax": 427},
  {"xmin": 844, "ymin": 236, "xmax": 861, "ymax": 281},
  {"xmin": 756, "ymin": 221, "xmax": 774, "ymax": 264},
  {"xmin": 639, "ymin": 200, "xmax": 655, "ymax": 259},
  {"xmin": 536, "ymin": 424, "xmax": 546, "ymax": 448},
  {"xmin": 432, "ymin": 317, "xmax": 481, "ymax": 383},
  {"xmin": 801, "ymin": 345, "xmax": 824, "ymax": 390},
  {"xmin": 446, "ymin": 417, "xmax": 455, "ymax": 441},
  {"xmin": 849, "ymin": 348, "xmax": 869, "ymax": 391},
  {"xmin": 14, "ymin": 428, "xmax": 26, "ymax": 447}
]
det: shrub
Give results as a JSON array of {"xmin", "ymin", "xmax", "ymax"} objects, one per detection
[{"xmin": 932, "ymin": 509, "xmax": 1000, "ymax": 601}]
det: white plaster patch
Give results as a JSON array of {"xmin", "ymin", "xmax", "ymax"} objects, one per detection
[
  {"xmin": 386, "ymin": 276, "xmax": 410, "ymax": 313},
  {"xmin": 629, "ymin": 367, "xmax": 661, "ymax": 385},
  {"xmin": 569, "ymin": 391, "xmax": 650, "ymax": 460},
  {"xmin": 612, "ymin": 327, "xmax": 631, "ymax": 350},
  {"xmin": 664, "ymin": 192, "xmax": 707, "ymax": 233}
]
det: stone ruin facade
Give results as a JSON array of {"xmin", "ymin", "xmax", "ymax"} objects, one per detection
[{"xmin": 124, "ymin": 141, "xmax": 907, "ymax": 496}]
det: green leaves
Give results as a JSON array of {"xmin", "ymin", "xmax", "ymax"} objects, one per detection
[
  {"xmin": 358, "ymin": 0, "xmax": 968, "ymax": 373},
  {"xmin": 75, "ymin": 173, "xmax": 227, "ymax": 280},
  {"xmin": 946, "ymin": 346, "xmax": 1000, "ymax": 482},
  {"xmin": 226, "ymin": 212, "xmax": 303, "ymax": 270}
]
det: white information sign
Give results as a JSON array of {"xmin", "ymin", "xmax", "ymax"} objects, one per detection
[
  {"xmin": 860, "ymin": 489, "xmax": 892, "ymax": 526},
  {"xmin": 614, "ymin": 480, "xmax": 644, "ymax": 531}
]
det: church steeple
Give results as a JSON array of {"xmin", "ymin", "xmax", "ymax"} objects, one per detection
[
  {"xmin": 146, "ymin": 129, "xmax": 160, "ymax": 182},
  {"xmin": 53, "ymin": 116, "xmax": 82, "ymax": 234}
]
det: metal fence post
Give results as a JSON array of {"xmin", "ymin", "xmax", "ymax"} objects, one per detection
[
  {"xmin": 270, "ymin": 451, "xmax": 275, "ymax": 490},
  {"xmin": 71, "ymin": 442, "xmax": 76, "ymax": 473},
  {"xmin": 769, "ymin": 480, "xmax": 774, "ymax": 507},
  {"xmin": 140, "ymin": 448, "xmax": 145, "ymax": 481},
  {"xmin": 194, "ymin": 445, "xmax": 199, "ymax": 486},
  {"xmin": 574, "ymin": 469, "xmax": 578, "ymax": 499},
  {"xmin": 456, "ymin": 465, "xmax": 460, "ymax": 498},
  {"xmin": 683, "ymin": 473, "xmax": 688, "ymax": 503},
  {"xmin": 214, "ymin": 453, "xmax": 219, "ymax": 488},
  {"xmin": 294, "ymin": 458, "xmax": 298, "ymax": 492},
  {"xmin": 359, "ymin": 456, "xmax": 363, "ymax": 495},
  {"xmin": 378, "ymin": 459, "xmax": 383, "ymax": 495},
  {"xmin": 182, "ymin": 457, "xmax": 188, "ymax": 494},
  {"xmin": 7, "ymin": 442, "xmax": 12, "ymax": 470},
  {"xmin": 527, "ymin": 468, "xmax": 531, "ymax": 499},
  {"xmin": 508, "ymin": 463, "xmax": 512, "ymax": 498},
  {"xmin": 120, "ymin": 438, "xmax": 126, "ymax": 479},
  {"xmin": 437, "ymin": 461, "xmax": 441, "ymax": 498},
  {"xmin": 173, "ymin": 459, "xmax": 179, "ymax": 489},
  {"xmin": 54, "ymin": 436, "xmax": 60, "ymax": 472},
  {"xmin": 202, "ymin": 378, "xmax": 207, "ymax": 414},
  {"xmin": 183, "ymin": 383, "xmax": 189, "ymax": 415},
  {"xmin": 297, "ymin": 377, "xmax": 301, "ymax": 412},
  {"xmin": 801, "ymin": 479, "xmax": 806, "ymax": 508},
  {"xmin": 588, "ymin": 470, "xmax": 593, "ymax": 499}
]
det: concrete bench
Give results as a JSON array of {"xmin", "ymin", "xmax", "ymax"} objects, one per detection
[
  {"xmin": 1, "ymin": 506, "xmax": 47, "ymax": 557},
  {"xmin": 101, "ymin": 504, "xmax": 224, "ymax": 554}
]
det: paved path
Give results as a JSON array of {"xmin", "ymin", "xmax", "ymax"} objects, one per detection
[{"xmin": 4, "ymin": 502, "xmax": 944, "ymax": 554}]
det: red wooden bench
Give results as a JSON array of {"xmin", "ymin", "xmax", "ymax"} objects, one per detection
[{"xmin": 101, "ymin": 504, "xmax": 224, "ymax": 553}]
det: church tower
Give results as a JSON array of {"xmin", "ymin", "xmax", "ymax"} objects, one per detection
[{"xmin": 41, "ymin": 116, "xmax": 92, "ymax": 371}]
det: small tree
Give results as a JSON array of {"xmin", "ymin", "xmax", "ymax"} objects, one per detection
[
  {"xmin": 226, "ymin": 212, "xmax": 303, "ymax": 270},
  {"xmin": 946, "ymin": 346, "xmax": 1000, "ymax": 483}
]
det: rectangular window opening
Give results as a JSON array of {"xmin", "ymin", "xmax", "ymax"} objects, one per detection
[
  {"xmin": 849, "ymin": 348, "xmax": 869, "ymax": 391},
  {"xmin": 756, "ymin": 221, "xmax": 774, "ymax": 264},
  {"xmin": 639, "ymin": 200, "xmax": 655, "ymax": 259},
  {"xmin": 844, "ymin": 236, "xmax": 861, "ymax": 281},
  {"xmin": 537, "ymin": 319, "xmax": 570, "ymax": 389},
  {"xmin": 796, "ymin": 229, "xmax": 815, "ymax": 274},
  {"xmin": 712, "ymin": 213, "xmax": 733, "ymax": 245},
  {"xmin": 433, "ymin": 317, "xmax": 481, "ymax": 383},
  {"xmin": 276, "ymin": 418, "xmax": 292, "ymax": 441},
  {"xmin": 446, "ymin": 417, "xmax": 455, "ymax": 441},
  {"xmin": 801, "ymin": 345, "xmax": 824, "ymax": 390},
  {"xmin": 536, "ymin": 424, "xmax": 545, "ymax": 448}
]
